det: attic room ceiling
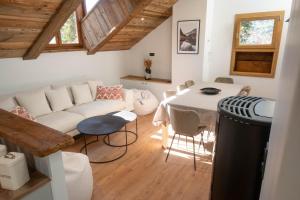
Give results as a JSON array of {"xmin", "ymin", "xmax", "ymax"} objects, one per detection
[
  {"xmin": 82, "ymin": 0, "xmax": 177, "ymax": 54},
  {"xmin": 0, "ymin": 0, "xmax": 82, "ymax": 60},
  {"xmin": 0, "ymin": 0, "xmax": 176, "ymax": 59}
]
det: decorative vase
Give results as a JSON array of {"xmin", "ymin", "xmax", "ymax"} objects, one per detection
[
  {"xmin": 145, "ymin": 71, "xmax": 151, "ymax": 80},
  {"xmin": 144, "ymin": 58, "xmax": 152, "ymax": 80}
]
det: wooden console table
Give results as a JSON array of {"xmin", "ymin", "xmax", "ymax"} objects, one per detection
[{"xmin": 0, "ymin": 109, "xmax": 74, "ymax": 200}]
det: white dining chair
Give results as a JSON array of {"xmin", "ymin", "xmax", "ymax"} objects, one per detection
[
  {"xmin": 165, "ymin": 106, "xmax": 206, "ymax": 170},
  {"xmin": 185, "ymin": 80, "xmax": 195, "ymax": 87},
  {"xmin": 238, "ymin": 86, "xmax": 251, "ymax": 96},
  {"xmin": 177, "ymin": 84, "xmax": 188, "ymax": 93},
  {"xmin": 163, "ymin": 90, "xmax": 177, "ymax": 100}
]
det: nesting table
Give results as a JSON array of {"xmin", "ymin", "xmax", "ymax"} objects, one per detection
[{"xmin": 77, "ymin": 111, "xmax": 137, "ymax": 164}]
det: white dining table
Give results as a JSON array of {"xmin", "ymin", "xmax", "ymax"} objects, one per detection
[
  {"xmin": 154, "ymin": 82, "xmax": 245, "ymax": 148},
  {"xmin": 168, "ymin": 82, "xmax": 244, "ymax": 111}
]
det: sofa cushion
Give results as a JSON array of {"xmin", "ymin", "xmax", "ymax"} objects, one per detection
[
  {"xmin": 66, "ymin": 100, "xmax": 126, "ymax": 118},
  {"xmin": 0, "ymin": 97, "xmax": 18, "ymax": 111},
  {"xmin": 71, "ymin": 84, "xmax": 93, "ymax": 105},
  {"xmin": 36, "ymin": 111, "xmax": 84, "ymax": 133},
  {"xmin": 16, "ymin": 90, "xmax": 52, "ymax": 117},
  {"xmin": 52, "ymin": 81, "xmax": 86, "ymax": 103},
  {"xmin": 96, "ymin": 85, "xmax": 123, "ymax": 100},
  {"xmin": 11, "ymin": 106, "xmax": 36, "ymax": 121},
  {"xmin": 88, "ymin": 80, "xmax": 103, "ymax": 100},
  {"xmin": 46, "ymin": 87, "xmax": 73, "ymax": 112}
]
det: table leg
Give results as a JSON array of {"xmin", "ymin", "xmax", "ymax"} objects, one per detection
[
  {"xmin": 84, "ymin": 135, "xmax": 88, "ymax": 155},
  {"xmin": 162, "ymin": 124, "xmax": 169, "ymax": 149},
  {"xmin": 125, "ymin": 124, "xmax": 128, "ymax": 152},
  {"xmin": 136, "ymin": 118, "xmax": 138, "ymax": 135}
]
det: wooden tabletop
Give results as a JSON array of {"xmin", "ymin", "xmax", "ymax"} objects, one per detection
[{"xmin": 0, "ymin": 109, "xmax": 74, "ymax": 157}]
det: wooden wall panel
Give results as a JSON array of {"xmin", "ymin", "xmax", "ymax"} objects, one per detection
[
  {"xmin": 82, "ymin": 0, "xmax": 176, "ymax": 53},
  {"xmin": 0, "ymin": 0, "xmax": 64, "ymax": 58}
]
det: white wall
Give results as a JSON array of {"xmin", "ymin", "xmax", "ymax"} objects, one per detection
[
  {"xmin": 207, "ymin": 0, "xmax": 293, "ymax": 98},
  {"xmin": 122, "ymin": 0, "xmax": 209, "ymax": 99},
  {"xmin": 0, "ymin": 51, "xmax": 127, "ymax": 95},
  {"xmin": 125, "ymin": 18, "xmax": 172, "ymax": 80},
  {"xmin": 171, "ymin": 0, "xmax": 207, "ymax": 85},
  {"xmin": 261, "ymin": 0, "xmax": 300, "ymax": 199}
]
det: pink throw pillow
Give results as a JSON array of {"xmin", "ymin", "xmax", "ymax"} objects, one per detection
[
  {"xmin": 96, "ymin": 85, "xmax": 123, "ymax": 100},
  {"xmin": 11, "ymin": 106, "xmax": 36, "ymax": 121}
]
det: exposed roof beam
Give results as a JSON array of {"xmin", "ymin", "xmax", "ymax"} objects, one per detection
[
  {"xmin": 86, "ymin": 0, "xmax": 154, "ymax": 55},
  {"xmin": 23, "ymin": 0, "xmax": 82, "ymax": 60}
]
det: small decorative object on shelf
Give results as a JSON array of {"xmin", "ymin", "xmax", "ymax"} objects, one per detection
[{"xmin": 144, "ymin": 52, "xmax": 155, "ymax": 80}]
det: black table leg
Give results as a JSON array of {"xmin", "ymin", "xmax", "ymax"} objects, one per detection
[
  {"xmin": 103, "ymin": 120, "xmax": 138, "ymax": 147},
  {"xmin": 125, "ymin": 124, "xmax": 128, "ymax": 152},
  {"xmin": 84, "ymin": 135, "xmax": 88, "ymax": 155},
  {"xmin": 136, "ymin": 118, "xmax": 138, "ymax": 135}
]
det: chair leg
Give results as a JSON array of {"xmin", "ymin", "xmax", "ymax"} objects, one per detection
[
  {"xmin": 198, "ymin": 131, "xmax": 206, "ymax": 153},
  {"xmin": 177, "ymin": 134, "xmax": 181, "ymax": 146},
  {"xmin": 192, "ymin": 136, "xmax": 196, "ymax": 170},
  {"xmin": 186, "ymin": 136, "xmax": 188, "ymax": 149},
  {"xmin": 165, "ymin": 133, "xmax": 176, "ymax": 162}
]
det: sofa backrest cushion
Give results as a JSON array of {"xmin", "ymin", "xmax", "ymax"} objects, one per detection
[
  {"xmin": 46, "ymin": 87, "xmax": 73, "ymax": 112},
  {"xmin": 0, "ymin": 97, "xmax": 18, "ymax": 111},
  {"xmin": 71, "ymin": 84, "xmax": 93, "ymax": 105},
  {"xmin": 52, "ymin": 81, "xmax": 86, "ymax": 103},
  {"xmin": 16, "ymin": 90, "xmax": 52, "ymax": 117},
  {"xmin": 88, "ymin": 80, "xmax": 103, "ymax": 100}
]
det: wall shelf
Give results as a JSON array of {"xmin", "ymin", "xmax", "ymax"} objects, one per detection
[
  {"xmin": 121, "ymin": 75, "xmax": 172, "ymax": 84},
  {"xmin": 0, "ymin": 171, "xmax": 50, "ymax": 200}
]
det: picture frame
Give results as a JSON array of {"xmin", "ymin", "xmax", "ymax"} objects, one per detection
[{"xmin": 177, "ymin": 20, "xmax": 200, "ymax": 54}]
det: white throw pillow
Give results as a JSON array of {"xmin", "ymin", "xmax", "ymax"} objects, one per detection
[
  {"xmin": 71, "ymin": 84, "xmax": 93, "ymax": 105},
  {"xmin": 46, "ymin": 87, "xmax": 73, "ymax": 112},
  {"xmin": 52, "ymin": 81, "xmax": 86, "ymax": 103},
  {"xmin": 88, "ymin": 80, "xmax": 103, "ymax": 100},
  {"xmin": 0, "ymin": 97, "xmax": 18, "ymax": 111},
  {"xmin": 16, "ymin": 90, "xmax": 52, "ymax": 117}
]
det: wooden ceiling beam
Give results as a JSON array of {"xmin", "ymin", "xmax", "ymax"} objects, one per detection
[
  {"xmin": 86, "ymin": 0, "xmax": 154, "ymax": 55},
  {"xmin": 23, "ymin": 0, "xmax": 82, "ymax": 60}
]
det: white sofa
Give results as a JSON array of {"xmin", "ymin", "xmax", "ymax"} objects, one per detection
[{"xmin": 0, "ymin": 80, "xmax": 135, "ymax": 137}]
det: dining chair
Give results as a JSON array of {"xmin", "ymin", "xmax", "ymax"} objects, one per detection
[
  {"xmin": 185, "ymin": 80, "xmax": 195, "ymax": 88},
  {"xmin": 238, "ymin": 86, "xmax": 251, "ymax": 96},
  {"xmin": 165, "ymin": 107, "xmax": 206, "ymax": 170},
  {"xmin": 163, "ymin": 90, "xmax": 177, "ymax": 100},
  {"xmin": 215, "ymin": 77, "xmax": 234, "ymax": 84},
  {"xmin": 177, "ymin": 84, "xmax": 188, "ymax": 93}
]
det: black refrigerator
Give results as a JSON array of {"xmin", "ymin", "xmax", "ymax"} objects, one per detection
[{"xmin": 210, "ymin": 96, "xmax": 275, "ymax": 200}]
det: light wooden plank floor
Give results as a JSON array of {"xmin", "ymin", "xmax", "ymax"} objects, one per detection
[{"xmin": 64, "ymin": 113, "xmax": 214, "ymax": 200}]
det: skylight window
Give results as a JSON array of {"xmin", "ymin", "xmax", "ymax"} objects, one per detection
[
  {"xmin": 47, "ymin": 5, "xmax": 84, "ymax": 51},
  {"xmin": 85, "ymin": 0, "xmax": 99, "ymax": 13},
  {"xmin": 60, "ymin": 12, "xmax": 79, "ymax": 44}
]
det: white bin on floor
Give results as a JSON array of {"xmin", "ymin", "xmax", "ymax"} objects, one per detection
[{"xmin": 62, "ymin": 152, "xmax": 93, "ymax": 200}]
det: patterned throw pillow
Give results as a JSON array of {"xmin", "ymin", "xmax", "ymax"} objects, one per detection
[
  {"xmin": 96, "ymin": 85, "xmax": 123, "ymax": 100},
  {"xmin": 11, "ymin": 106, "xmax": 36, "ymax": 121}
]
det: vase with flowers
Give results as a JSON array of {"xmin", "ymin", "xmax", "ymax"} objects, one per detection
[{"xmin": 144, "ymin": 59, "xmax": 152, "ymax": 80}]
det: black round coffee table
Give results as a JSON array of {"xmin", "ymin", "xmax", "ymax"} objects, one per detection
[{"xmin": 77, "ymin": 111, "xmax": 137, "ymax": 164}]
